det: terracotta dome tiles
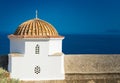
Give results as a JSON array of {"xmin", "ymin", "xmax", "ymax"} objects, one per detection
[{"xmin": 9, "ymin": 18, "xmax": 63, "ymax": 38}]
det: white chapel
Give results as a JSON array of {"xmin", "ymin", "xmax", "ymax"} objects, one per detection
[{"xmin": 8, "ymin": 12, "xmax": 65, "ymax": 80}]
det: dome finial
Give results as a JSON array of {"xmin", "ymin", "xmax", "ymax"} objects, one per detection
[{"xmin": 36, "ymin": 10, "xmax": 38, "ymax": 19}]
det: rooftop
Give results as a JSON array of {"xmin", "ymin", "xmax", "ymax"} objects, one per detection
[{"xmin": 9, "ymin": 18, "xmax": 63, "ymax": 38}]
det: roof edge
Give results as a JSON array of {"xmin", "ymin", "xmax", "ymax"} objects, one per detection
[{"xmin": 8, "ymin": 34, "xmax": 64, "ymax": 39}]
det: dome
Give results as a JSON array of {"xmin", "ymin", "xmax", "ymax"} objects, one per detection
[{"xmin": 9, "ymin": 18, "xmax": 63, "ymax": 38}]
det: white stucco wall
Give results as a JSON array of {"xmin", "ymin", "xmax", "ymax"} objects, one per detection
[
  {"xmin": 8, "ymin": 55, "xmax": 11, "ymax": 72},
  {"xmin": 9, "ymin": 38, "xmax": 65, "ymax": 80},
  {"xmin": 48, "ymin": 38, "xmax": 64, "ymax": 55},
  {"xmin": 10, "ymin": 38, "xmax": 25, "ymax": 54},
  {"xmin": 25, "ymin": 39, "xmax": 49, "ymax": 57},
  {"xmin": 9, "ymin": 55, "xmax": 64, "ymax": 80}
]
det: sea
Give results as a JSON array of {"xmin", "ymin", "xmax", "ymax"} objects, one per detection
[{"xmin": 1, "ymin": 33, "xmax": 120, "ymax": 55}]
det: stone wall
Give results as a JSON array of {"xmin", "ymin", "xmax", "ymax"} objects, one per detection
[
  {"xmin": 65, "ymin": 54, "xmax": 120, "ymax": 73},
  {"xmin": 64, "ymin": 54, "xmax": 120, "ymax": 82},
  {"xmin": 65, "ymin": 73, "xmax": 120, "ymax": 80},
  {"xmin": 21, "ymin": 80, "xmax": 120, "ymax": 83}
]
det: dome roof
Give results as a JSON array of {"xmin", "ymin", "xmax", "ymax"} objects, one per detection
[{"xmin": 9, "ymin": 18, "xmax": 63, "ymax": 38}]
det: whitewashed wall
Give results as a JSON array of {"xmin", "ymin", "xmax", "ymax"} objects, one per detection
[
  {"xmin": 25, "ymin": 39, "xmax": 49, "ymax": 57},
  {"xmin": 9, "ymin": 55, "xmax": 64, "ymax": 80},
  {"xmin": 10, "ymin": 38, "xmax": 25, "ymax": 54},
  {"xmin": 49, "ymin": 38, "xmax": 64, "ymax": 55},
  {"xmin": 9, "ymin": 38, "xmax": 65, "ymax": 80}
]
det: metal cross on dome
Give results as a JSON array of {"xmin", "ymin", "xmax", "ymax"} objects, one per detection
[{"xmin": 36, "ymin": 10, "xmax": 38, "ymax": 19}]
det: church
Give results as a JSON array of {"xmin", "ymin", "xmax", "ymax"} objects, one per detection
[
  {"xmin": 8, "ymin": 11, "xmax": 65, "ymax": 80},
  {"xmin": 7, "ymin": 11, "xmax": 120, "ymax": 82}
]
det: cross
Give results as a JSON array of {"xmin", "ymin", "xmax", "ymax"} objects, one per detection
[{"xmin": 36, "ymin": 10, "xmax": 38, "ymax": 19}]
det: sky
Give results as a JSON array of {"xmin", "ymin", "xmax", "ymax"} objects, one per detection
[{"xmin": 0, "ymin": 0, "xmax": 120, "ymax": 34}]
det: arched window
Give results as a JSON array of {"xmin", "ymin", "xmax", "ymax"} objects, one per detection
[{"xmin": 35, "ymin": 44, "xmax": 40, "ymax": 54}]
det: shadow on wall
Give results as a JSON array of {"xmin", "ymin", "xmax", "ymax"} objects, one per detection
[{"xmin": 0, "ymin": 55, "xmax": 8, "ymax": 70}]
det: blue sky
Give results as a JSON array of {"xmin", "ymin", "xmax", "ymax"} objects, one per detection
[{"xmin": 0, "ymin": 0, "xmax": 120, "ymax": 34}]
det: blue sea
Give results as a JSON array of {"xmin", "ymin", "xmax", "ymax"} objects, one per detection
[{"xmin": 1, "ymin": 33, "xmax": 120, "ymax": 55}]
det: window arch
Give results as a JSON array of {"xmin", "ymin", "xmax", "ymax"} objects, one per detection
[{"xmin": 35, "ymin": 44, "xmax": 40, "ymax": 54}]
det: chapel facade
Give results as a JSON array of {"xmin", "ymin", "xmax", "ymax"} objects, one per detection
[{"xmin": 8, "ymin": 15, "xmax": 65, "ymax": 80}]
